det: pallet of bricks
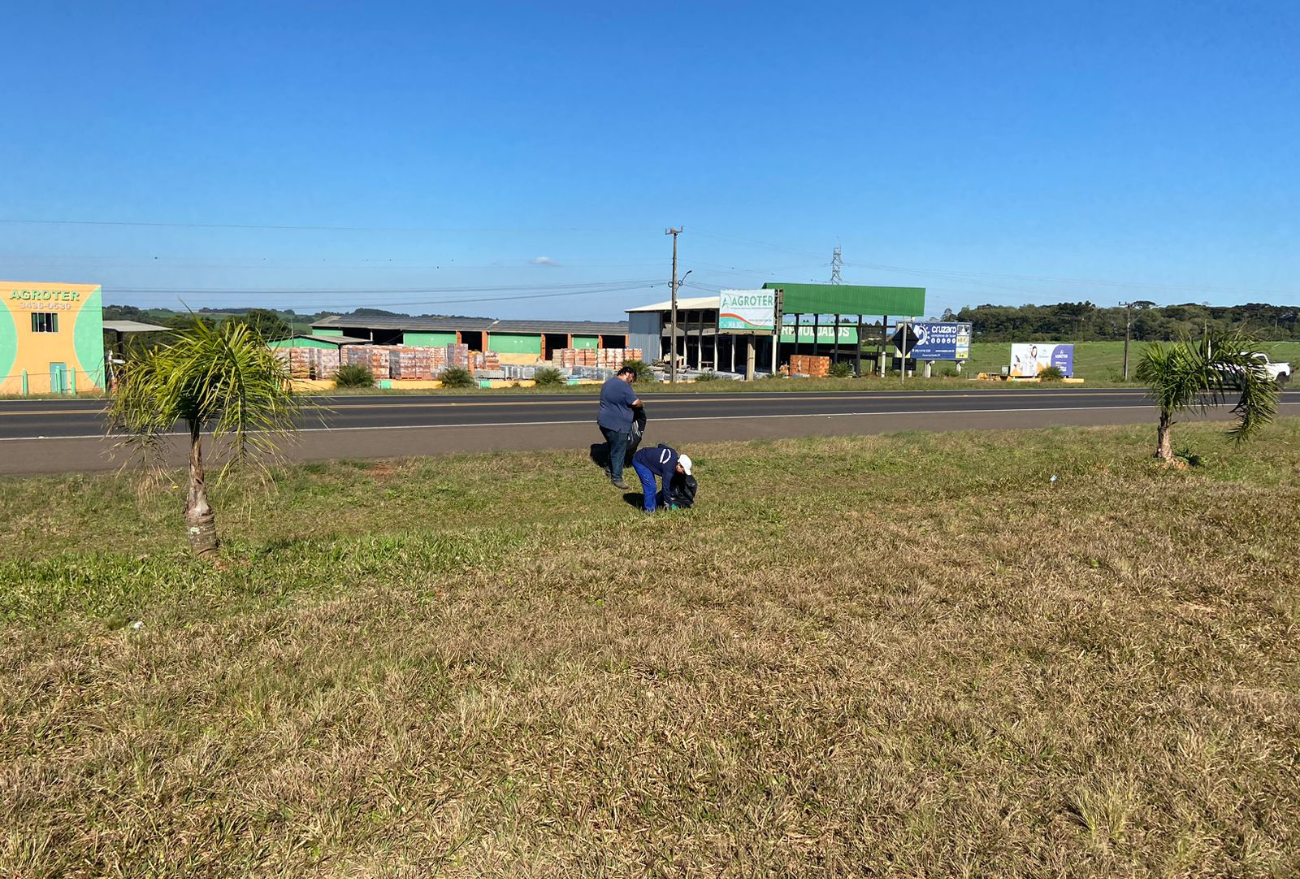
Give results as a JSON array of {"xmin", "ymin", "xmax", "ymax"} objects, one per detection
[
  {"xmin": 388, "ymin": 346, "xmax": 434, "ymax": 380},
  {"xmin": 286, "ymin": 348, "xmax": 313, "ymax": 380},
  {"xmin": 594, "ymin": 347, "xmax": 642, "ymax": 371},
  {"xmin": 344, "ymin": 346, "xmax": 394, "ymax": 381},
  {"xmin": 472, "ymin": 350, "xmax": 501, "ymax": 373},
  {"xmin": 314, "ymin": 348, "xmax": 340, "ymax": 380},
  {"xmin": 444, "ymin": 343, "xmax": 470, "ymax": 373},
  {"xmin": 552, "ymin": 348, "xmax": 598, "ymax": 369},
  {"xmin": 786, "ymin": 354, "xmax": 831, "ymax": 378}
]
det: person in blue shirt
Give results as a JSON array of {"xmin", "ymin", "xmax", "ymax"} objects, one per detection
[
  {"xmin": 597, "ymin": 366, "xmax": 642, "ymax": 489},
  {"xmin": 632, "ymin": 444, "xmax": 693, "ymax": 514}
]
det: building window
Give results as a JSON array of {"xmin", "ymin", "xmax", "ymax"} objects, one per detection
[{"xmin": 31, "ymin": 313, "xmax": 60, "ymax": 333}]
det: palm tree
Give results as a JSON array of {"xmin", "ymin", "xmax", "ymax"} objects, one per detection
[
  {"xmin": 1135, "ymin": 331, "xmax": 1280, "ymax": 462},
  {"xmin": 107, "ymin": 318, "xmax": 300, "ymax": 557}
]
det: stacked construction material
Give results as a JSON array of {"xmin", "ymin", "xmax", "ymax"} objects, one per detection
[
  {"xmin": 551, "ymin": 347, "xmax": 633, "ymax": 369},
  {"xmin": 445, "ymin": 343, "xmax": 471, "ymax": 369},
  {"xmin": 786, "ymin": 354, "xmax": 831, "ymax": 378},
  {"xmin": 364, "ymin": 346, "xmax": 394, "ymax": 379},
  {"xmin": 314, "ymin": 348, "xmax": 340, "ymax": 380},
  {"xmin": 344, "ymin": 345, "xmax": 395, "ymax": 380},
  {"xmin": 271, "ymin": 348, "xmax": 297, "ymax": 377},
  {"xmin": 287, "ymin": 348, "xmax": 314, "ymax": 379},
  {"xmin": 593, "ymin": 348, "xmax": 643, "ymax": 370},
  {"xmin": 273, "ymin": 347, "xmax": 342, "ymax": 380},
  {"xmin": 389, "ymin": 346, "xmax": 435, "ymax": 380},
  {"xmin": 473, "ymin": 351, "xmax": 502, "ymax": 372}
]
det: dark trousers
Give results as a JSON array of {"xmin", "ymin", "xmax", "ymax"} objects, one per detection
[{"xmin": 600, "ymin": 425, "xmax": 630, "ymax": 482}]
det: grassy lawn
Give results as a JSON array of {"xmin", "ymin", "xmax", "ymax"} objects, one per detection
[
  {"xmin": 963, "ymin": 339, "xmax": 1300, "ymax": 382},
  {"xmin": 2, "ymin": 421, "xmax": 1299, "ymax": 876}
]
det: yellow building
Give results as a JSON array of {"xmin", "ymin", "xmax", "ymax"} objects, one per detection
[{"xmin": 1, "ymin": 281, "xmax": 105, "ymax": 395}]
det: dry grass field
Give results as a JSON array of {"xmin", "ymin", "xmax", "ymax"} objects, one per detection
[{"xmin": 2, "ymin": 421, "xmax": 1298, "ymax": 877}]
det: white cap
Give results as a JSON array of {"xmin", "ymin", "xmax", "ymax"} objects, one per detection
[{"xmin": 678, "ymin": 454, "xmax": 693, "ymax": 476}]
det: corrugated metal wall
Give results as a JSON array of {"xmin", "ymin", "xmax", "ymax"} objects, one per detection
[{"xmin": 628, "ymin": 313, "xmax": 661, "ymax": 361}]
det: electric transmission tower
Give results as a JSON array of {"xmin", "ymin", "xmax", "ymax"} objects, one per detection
[{"xmin": 830, "ymin": 245, "xmax": 843, "ymax": 284}]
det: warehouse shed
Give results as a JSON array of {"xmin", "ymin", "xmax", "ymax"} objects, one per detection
[
  {"xmin": 310, "ymin": 315, "xmax": 629, "ymax": 363},
  {"xmin": 626, "ymin": 282, "xmax": 926, "ymax": 375}
]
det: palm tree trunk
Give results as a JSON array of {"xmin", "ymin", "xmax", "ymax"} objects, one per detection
[
  {"xmin": 184, "ymin": 420, "xmax": 220, "ymax": 558},
  {"xmin": 1155, "ymin": 411, "xmax": 1174, "ymax": 462}
]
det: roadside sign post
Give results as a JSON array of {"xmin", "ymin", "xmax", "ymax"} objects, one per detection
[{"xmin": 900, "ymin": 320, "xmax": 908, "ymax": 384}]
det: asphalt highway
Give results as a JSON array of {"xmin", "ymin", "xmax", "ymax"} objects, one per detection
[
  {"xmin": 2, "ymin": 388, "xmax": 1297, "ymax": 475},
  {"xmin": 0, "ymin": 387, "xmax": 1165, "ymax": 439}
]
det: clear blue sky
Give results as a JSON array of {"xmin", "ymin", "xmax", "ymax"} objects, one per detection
[{"xmin": 3, "ymin": 0, "xmax": 1297, "ymax": 320}]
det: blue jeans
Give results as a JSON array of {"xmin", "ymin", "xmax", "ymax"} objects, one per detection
[
  {"xmin": 633, "ymin": 460, "xmax": 658, "ymax": 512},
  {"xmin": 601, "ymin": 425, "xmax": 630, "ymax": 482}
]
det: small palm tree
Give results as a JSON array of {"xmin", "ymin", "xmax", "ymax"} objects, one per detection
[
  {"xmin": 107, "ymin": 318, "xmax": 300, "ymax": 557},
  {"xmin": 1135, "ymin": 331, "xmax": 1279, "ymax": 462}
]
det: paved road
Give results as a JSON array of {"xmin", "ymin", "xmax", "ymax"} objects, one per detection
[{"xmin": 2, "ymin": 388, "xmax": 1296, "ymax": 475}]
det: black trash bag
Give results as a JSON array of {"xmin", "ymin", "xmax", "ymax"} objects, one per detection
[
  {"xmin": 624, "ymin": 404, "xmax": 647, "ymax": 466},
  {"xmin": 661, "ymin": 472, "xmax": 698, "ymax": 510}
]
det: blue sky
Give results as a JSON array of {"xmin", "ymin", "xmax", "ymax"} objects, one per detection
[{"xmin": 3, "ymin": 0, "xmax": 1297, "ymax": 320}]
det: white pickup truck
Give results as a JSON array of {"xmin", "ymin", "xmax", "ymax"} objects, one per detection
[
  {"xmin": 1217, "ymin": 352, "xmax": 1292, "ymax": 387},
  {"xmin": 1249, "ymin": 353, "xmax": 1290, "ymax": 385}
]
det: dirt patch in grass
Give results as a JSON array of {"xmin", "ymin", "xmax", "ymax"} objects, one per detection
[{"xmin": 1, "ymin": 421, "xmax": 1299, "ymax": 876}]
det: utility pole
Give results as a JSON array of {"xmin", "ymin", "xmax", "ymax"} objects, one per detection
[
  {"xmin": 1121, "ymin": 300, "xmax": 1155, "ymax": 382},
  {"xmin": 665, "ymin": 227, "xmax": 681, "ymax": 384},
  {"xmin": 830, "ymin": 245, "xmax": 842, "ymax": 285},
  {"xmin": 1121, "ymin": 301, "xmax": 1133, "ymax": 382}
]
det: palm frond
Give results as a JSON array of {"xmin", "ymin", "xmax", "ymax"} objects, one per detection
[
  {"xmin": 106, "ymin": 316, "xmax": 302, "ymax": 478},
  {"xmin": 1135, "ymin": 329, "xmax": 1280, "ymax": 445}
]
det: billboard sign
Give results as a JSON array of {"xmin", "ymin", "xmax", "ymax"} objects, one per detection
[
  {"xmin": 1010, "ymin": 343, "xmax": 1074, "ymax": 378},
  {"xmin": 893, "ymin": 322, "xmax": 972, "ymax": 360},
  {"xmin": 779, "ymin": 324, "xmax": 858, "ymax": 344},
  {"xmin": 718, "ymin": 289, "xmax": 776, "ymax": 333}
]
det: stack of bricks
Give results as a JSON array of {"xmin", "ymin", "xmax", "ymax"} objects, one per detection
[
  {"xmin": 551, "ymin": 348, "xmax": 600, "ymax": 369},
  {"xmin": 287, "ymin": 348, "xmax": 314, "ymax": 379},
  {"xmin": 388, "ymin": 346, "xmax": 434, "ymax": 380},
  {"xmin": 273, "ymin": 347, "xmax": 342, "ymax": 380},
  {"xmin": 344, "ymin": 346, "xmax": 394, "ymax": 380},
  {"xmin": 314, "ymin": 348, "xmax": 340, "ymax": 380},
  {"xmin": 593, "ymin": 348, "xmax": 642, "ymax": 370},
  {"xmin": 786, "ymin": 354, "xmax": 831, "ymax": 378},
  {"xmin": 365, "ymin": 346, "xmax": 394, "ymax": 379},
  {"xmin": 473, "ymin": 351, "xmax": 502, "ymax": 372},
  {"xmin": 445, "ymin": 343, "xmax": 471, "ymax": 369}
]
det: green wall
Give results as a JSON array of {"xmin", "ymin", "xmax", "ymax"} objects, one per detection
[
  {"xmin": 403, "ymin": 331, "xmax": 458, "ymax": 347},
  {"xmin": 0, "ymin": 295, "xmax": 16, "ymax": 387},
  {"xmin": 72, "ymin": 287, "xmax": 106, "ymax": 388},
  {"xmin": 487, "ymin": 333, "xmax": 543, "ymax": 355},
  {"xmin": 314, "ymin": 328, "xmax": 344, "ymax": 337},
  {"xmin": 571, "ymin": 336, "xmax": 599, "ymax": 350}
]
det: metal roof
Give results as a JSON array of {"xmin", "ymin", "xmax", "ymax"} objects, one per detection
[
  {"xmin": 626, "ymin": 296, "xmax": 720, "ymax": 313},
  {"xmin": 312, "ymin": 315, "xmax": 628, "ymax": 335},
  {"xmin": 103, "ymin": 320, "xmax": 171, "ymax": 333},
  {"xmin": 301, "ymin": 333, "xmax": 369, "ymax": 344}
]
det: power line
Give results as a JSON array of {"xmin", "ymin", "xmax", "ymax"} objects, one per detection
[
  {"xmin": 123, "ymin": 283, "xmax": 664, "ymax": 313},
  {"xmin": 0, "ymin": 217, "xmax": 621, "ymax": 234},
  {"xmin": 100, "ymin": 278, "xmax": 661, "ymax": 296}
]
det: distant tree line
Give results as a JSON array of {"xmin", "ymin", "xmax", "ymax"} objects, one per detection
[{"xmin": 945, "ymin": 302, "xmax": 1299, "ymax": 342}]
